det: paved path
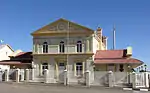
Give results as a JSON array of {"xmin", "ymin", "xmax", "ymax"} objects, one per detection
[{"xmin": 0, "ymin": 83, "xmax": 148, "ymax": 93}]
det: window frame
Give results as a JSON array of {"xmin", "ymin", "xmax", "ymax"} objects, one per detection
[
  {"xmin": 59, "ymin": 41, "xmax": 65, "ymax": 53},
  {"xmin": 76, "ymin": 62, "xmax": 83, "ymax": 76},
  {"xmin": 43, "ymin": 42, "xmax": 48, "ymax": 53},
  {"xmin": 77, "ymin": 41, "xmax": 82, "ymax": 52}
]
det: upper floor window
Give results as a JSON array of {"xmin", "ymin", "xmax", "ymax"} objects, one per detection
[
  {"xmin": 43, "ymin": 42, "xmax": 48, "ymax": 53},
  {"xmin": 77, "ymin": 41, "xmax": 82, "ymax": 52},
  {"xmin": 59, "ymin": 41, "xmax": 65, "ymax": 53}
]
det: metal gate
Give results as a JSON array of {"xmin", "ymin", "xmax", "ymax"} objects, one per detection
[
  {"xmin": 135, "ymin": 73, "xmax": 145, "ymax": 88},
  {"xmin": 133, "ymin": 72, "xmax": 150, "ymax": 88},
  {"xmin": 0, "ymin": 70, "xmax": 5, "ymax": 81},
  {"xmin": 9, "ymin": 69, "xmax": 16, "ymax": 81}
]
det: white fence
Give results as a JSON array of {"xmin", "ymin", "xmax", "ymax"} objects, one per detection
[
  {"xmin": 91, "ymin": 71, "xmax": 129, "ymax": 87},
  {"xmin": 0, "ymin": 69, "xmax": 150, "ymax": 88},
  {"xmin": 91, "ymin": 71, "xmax": 109, "ymax": 86},
  {"xmin": 67, "ymin": 71, "xmax": 85, "ymax": 85},
  {"xmin": 132, "ymin": 72, "xmax": 150, "ymax": 88}
]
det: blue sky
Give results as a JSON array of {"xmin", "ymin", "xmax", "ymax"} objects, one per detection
[{"xmin": 0, "ymin": 0, "xmax": 150, "ymax": 69}]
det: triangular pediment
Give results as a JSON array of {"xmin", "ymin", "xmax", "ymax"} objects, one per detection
[{"xmin": 31, "ymin": 18, "xmax": 94, "ymax": 35}]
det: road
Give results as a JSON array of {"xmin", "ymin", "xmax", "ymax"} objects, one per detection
[{"xmin": 0, "ymin": 83, "xmax": 148, "ymax": 93}]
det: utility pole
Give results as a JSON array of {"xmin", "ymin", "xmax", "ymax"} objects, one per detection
[
  {"xmin": 113, "ymin": 25, "xmax": 116, "ymax": 50},
  {"xmin": 67, "ymin": 21, "xmax": 70, "ymax": 69},
  {"xmin": 65, "ymin": 21, "xmax": 70, "ymax": 85}
]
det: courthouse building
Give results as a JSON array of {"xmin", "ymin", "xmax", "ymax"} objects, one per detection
[{"xmin": 31, "ymin": 18, "xmax": 143, "ymax": 82}]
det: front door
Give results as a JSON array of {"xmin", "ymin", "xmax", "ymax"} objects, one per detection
[
  {"xmin": 58, "ymin": 62, "xmax": 65, "ymax": 83},
  {"xmin": 42, "ymin": 63, "xmax": 48, "ymax": 75}
]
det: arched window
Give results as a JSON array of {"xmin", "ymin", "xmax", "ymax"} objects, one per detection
[
  {"xmin": 59, "ymin": 41, "xmax": 65, "ymax": 53},
  {"xmin": 43, "ymin": 42, "xmax": 48, "ymax": 53},
  {"xmin": 77, "ymin": 41, "xmax": 82, "ymax": 52}
]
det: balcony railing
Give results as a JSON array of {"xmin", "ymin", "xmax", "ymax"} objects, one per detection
[{"xmin": 34, "ymin": 44, "xmax": 85, "ymax": 54}]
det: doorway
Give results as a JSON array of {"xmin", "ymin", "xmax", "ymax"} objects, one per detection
[
  {"xmin": 76, "ymin": 62, "xmax": 83, "ymax": 76},
  {"xmin": 58, "ymin": 62, "xmax": 66, "ymax": 83},
  {"xmin": 42, "ymin": 63, "xmax": 48, "ymax": 75}
]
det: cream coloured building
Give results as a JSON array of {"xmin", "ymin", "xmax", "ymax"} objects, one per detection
[
  {"xmin": 31, "ymin": 18, "xmax": 107, "ymax": 82},
  {"xmin": 31, "ymin": 18, "xmax": 143, "ymax": 83}
]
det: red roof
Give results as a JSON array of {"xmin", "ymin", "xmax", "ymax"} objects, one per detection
[
  {"xmin": 95, "ymin": 50, "xmax": 125, "ymax": 59},
  {"xmin": 0, "ymin": 52, "xmax": 32, "ymax": 65},
  {"xmin": 12, "ymin": 52, "xmax": 32, "ymax": 60},
  {"xmin": 0, "ymin": 61, "xmax": 31, "ymax": 65},
  {"xmin": 94, "ymin": 50, "xmax": 143, "ymax": 64}
]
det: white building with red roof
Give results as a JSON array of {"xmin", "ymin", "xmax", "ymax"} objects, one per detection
[{"xmin": 0, "ymin": 45, "xmax": 32, "ymax": 69}]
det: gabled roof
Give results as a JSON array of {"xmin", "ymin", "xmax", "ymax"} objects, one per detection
[
  {"xmin": 0, "ymin": 44, "xmax": 14, "ymax": 52},
  {"xmin": 94, "ymin": 50, "xmax": 143, "ymax": 64},
  {"xmin": 31, "ymin": 18, "xmax": 94, "ymax": 35}
]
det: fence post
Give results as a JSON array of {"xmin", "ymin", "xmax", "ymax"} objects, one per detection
[
  {"xmin": 64, "ymin": 69, "xmax": 68, "ymax": 86},
  {"xmin": 144, "ymin": 72, "xmax": 149, "ymax": 88},
  {"xmin": 16, "ymin": 68, "xmax": 20, "ymax": 83},
  {"xmin": 108, "ymin": 71, "xmax": 114, "ymax": 87},
  {"xmin": 132, "ymin": 72, "xmax": 136, "ymax": 88},
  {"xmin": 44, "ymin": 69, "xmax": 48, "ymax": 83},
  {"xmin": 85, "ymin": 70, "xmax": 90, "ymax": 87},
  {"xmin": 4, "ymin": 69, "xmax": 9, "ymax": 82},
  {"xmin": 20, "ymin": 69, "xmax": 24, "ymax": 81},
  {"xmin": 25, "ymin": 69, "xmax": 29, "ymax": 82},
  {"xmin": 31, "ymin": 69, "xmax": 35, "ymax": 80}
]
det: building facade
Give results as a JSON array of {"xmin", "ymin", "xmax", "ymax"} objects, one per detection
[
  {"xmin": 31, "ymin": 18, "xmax": 143, "ymax": 83},
  {"xmin": 31, "ymin": 18, "xmax": 107, "ymax": 82}
]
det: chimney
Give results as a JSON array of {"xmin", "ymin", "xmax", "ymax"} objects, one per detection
[
  {"xmin": 97, "ymin": 27, "xmax": 102, "ymax": 39},
  {"xmin": 102, "ymin": 36, "xmax": 108, "ymax": 49},
  {"xmin": 126, "ymin": 46, "xmax": 132, "ymax": 56}
]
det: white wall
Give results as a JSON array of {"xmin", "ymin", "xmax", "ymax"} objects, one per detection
[
  {"xmin": 92, "ymin": 36, "xmax": 99, "ymax": 54},
  {"xmin": 0, "ymin": 65, "xmax": 10, "ymax": 71},
  {"xmin": 0, "ymin": 45, "xmax": 14, "ymax": 61},
  {"xmin": 0, "ymin": 45, "xmax": 13, "ymax": 70}
]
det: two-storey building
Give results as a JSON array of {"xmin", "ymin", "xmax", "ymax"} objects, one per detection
[
  {"xmin": 31, "ymin": 18, "xmax": 143, "ymax": 83},
  {"xmin": 31, "ymin": 18, "xmax": 107, "ymax": 82}
]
